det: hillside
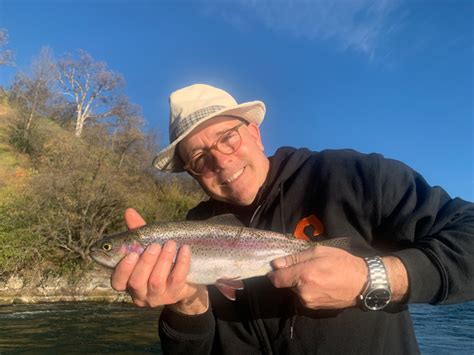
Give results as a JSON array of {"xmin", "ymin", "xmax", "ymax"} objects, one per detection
[
  {"xmin": 0, "ymin": 94, "xmax": 30, "ymax": 188},
  {"xmin": 0, "ymin": 90, "xmax": 205, "ymax": 303},
  {"xmin": 0, "ymin": 96, "xmax": 129, "ymax": 303}
]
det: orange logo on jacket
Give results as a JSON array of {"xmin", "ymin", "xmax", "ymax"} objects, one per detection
[{"xmin": 293, "ymin": 214, "xmax": 324, "ymax": 241}]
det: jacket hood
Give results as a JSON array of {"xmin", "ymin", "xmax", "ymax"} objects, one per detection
[
  {"xmin": 257, "ymin": 146, "xmax": 314, "ymax": 204},
  {"xmin": 245, "ymin": 146, "xmax": 314, "ymax": 230}
]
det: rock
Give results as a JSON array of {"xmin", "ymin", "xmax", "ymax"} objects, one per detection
[
  {"xmin": 0, "ymin": 270, "xmax": 132, "ymax": 305},
  {"xmin": 6, "ymin": 276, "xmax": 24, "ymax": 290}
]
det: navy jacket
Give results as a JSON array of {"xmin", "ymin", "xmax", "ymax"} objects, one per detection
[{"xmin": 159, "ymin": 147, "xmax": 474, "ymax": 354}]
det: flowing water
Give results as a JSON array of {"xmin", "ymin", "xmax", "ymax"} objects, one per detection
[
  {"xmin": 0, "ymin": 301, "xmax": 473, "ymax": 354},
  {"xmin": 0, "ymin": 302, "xmax": 161, "ymax": 354}
]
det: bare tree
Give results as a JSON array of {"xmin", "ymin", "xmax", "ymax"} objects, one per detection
[
  {"xmin": 109, "ymin": 96, "xmax": 147, "ymax": 169},
  {"xmin": 10, "ymin": 47, "xmax": 58, "ymax": 132},
  {"xmin": 0, "ymin": 28, "xmax": 14, "ymax": 66},
  {"xmin": 58, "ymin": 50, "xmax": 124, "ymax": 137}
]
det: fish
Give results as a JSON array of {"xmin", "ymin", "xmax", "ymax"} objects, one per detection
[{"xmin": 89, "ymin": 215, "xmax": 351, "ymax": 301}]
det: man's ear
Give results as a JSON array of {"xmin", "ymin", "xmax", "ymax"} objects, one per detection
[{"xmin": 246, "ymin": 123, "xmax": 265, "ymax": 151}]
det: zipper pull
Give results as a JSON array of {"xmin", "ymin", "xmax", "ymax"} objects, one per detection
[
  {"xmin": 290, "ymin": 315, "xmax": 296, "ymax": 340},
  {"xmin": 249, "ymin": 203, "xmax": 263, "ymax": 225}
]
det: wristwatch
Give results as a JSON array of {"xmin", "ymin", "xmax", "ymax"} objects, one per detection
[{"xmin": 359, "ymin": 256, "xmax": 392, "ymax": 311}]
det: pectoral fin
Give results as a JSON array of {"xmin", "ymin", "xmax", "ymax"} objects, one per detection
[{"xmin": 215, "ymin": 277, "xmax": 244, "ymax": 301}]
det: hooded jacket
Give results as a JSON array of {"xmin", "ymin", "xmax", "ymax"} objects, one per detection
[{"xmin": 159, "ymin": 147, "xmax": 474, "ymax": 354}]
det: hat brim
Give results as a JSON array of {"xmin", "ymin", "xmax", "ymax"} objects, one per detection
[{"xmin": 153, "ymin": 100, "xmax": 266, "ymax": 172}]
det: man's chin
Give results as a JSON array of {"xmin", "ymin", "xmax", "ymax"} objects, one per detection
[{"xmin": 211, "ymin": 191, "xmax": 257, "ymax": 206}]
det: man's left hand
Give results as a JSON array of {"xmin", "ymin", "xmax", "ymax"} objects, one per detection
[{"xmin": 267, "ymin": 246, "xmax": 368, "ymax": 310}]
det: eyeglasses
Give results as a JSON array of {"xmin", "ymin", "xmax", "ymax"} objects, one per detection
[{"xmin": 184, "ymin": 122, "xmax": 246, "ymax": 176}]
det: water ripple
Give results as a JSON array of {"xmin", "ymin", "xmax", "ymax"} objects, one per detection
[{"xmin": 0, "ymin": 301, "xmax": 473, "ymax": 353}]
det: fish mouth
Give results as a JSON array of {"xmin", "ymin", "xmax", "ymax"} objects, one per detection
[{"xmin": 89, "ymin": 248, "xmax": 118, "ymax": 269}]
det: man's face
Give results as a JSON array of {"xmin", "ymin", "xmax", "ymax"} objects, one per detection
[{"xmin": 178, "ymin": 116, "xmax": 270, "ymax": 206}]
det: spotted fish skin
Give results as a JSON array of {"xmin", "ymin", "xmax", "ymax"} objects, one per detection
[{"xmin": 89, "ymin": 219, "xmax": 351, "ymax": 285}]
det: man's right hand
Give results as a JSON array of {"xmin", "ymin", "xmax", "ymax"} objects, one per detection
[{"xmin": 110, "ymin": 208, "xmax": 209, "ymax": 315}]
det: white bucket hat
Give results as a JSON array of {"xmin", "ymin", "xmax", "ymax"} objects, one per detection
[{"xmin": 153, "ymin": 84, "xmax": 266, "ymax": 172}]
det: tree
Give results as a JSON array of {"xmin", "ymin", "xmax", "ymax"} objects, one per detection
[
  {"xmin": 109, "ymin": 96, "xmax": 148, "ymax": 169},
  {"xmin": 30, "ymin": 130, "xmax": 126, "ymax": 261},
  {"xmin": 7, "ymin": 47, "xmax": 58, "ymax": 154},
  {"xmin": 58, "ymin": 50, "xmax": 124, "ymax": 137},
  {"xmin": 0, "ymin": 28, "xmax": 14, "ymax": 66},
  {"xmin": 10, "ymin": 47, "xmax": 58, "ymax": 133}
]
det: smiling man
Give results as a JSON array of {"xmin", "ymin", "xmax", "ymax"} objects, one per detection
[
  {"xmin": 111, "ymin": 84, "xmax": 474, "ymax": 354},
  {"xmin": 178, "ymin": 116, "xmax": 269, "ymax": 206}
]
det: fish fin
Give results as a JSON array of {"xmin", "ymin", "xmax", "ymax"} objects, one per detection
[
  {"xmin": 215, "ymin": 277, "xmax": 245, "ymax": 301},
  {"xmin": 285, "ymin": 233, "xmax": 300, "ymax": 240},
  {"xmin": 206, "ymin": 214, "xmax": 244, "ymax": 227},
  {"xmin": 311, "ymin": 237, "xmax": 352, "ymax": 251},
  {"xmin": 216, "ymin": 277, "xmax": 244, "ymax": 290}
]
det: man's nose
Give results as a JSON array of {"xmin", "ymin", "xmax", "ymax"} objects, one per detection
[{"xmin": 211, "ymin": 149, "xmax": 232, "ymax": 170}]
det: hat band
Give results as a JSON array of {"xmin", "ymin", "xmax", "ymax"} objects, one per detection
[{"xmin": 169, "ymin": 105, "xmax": 227, "ymax": 142}]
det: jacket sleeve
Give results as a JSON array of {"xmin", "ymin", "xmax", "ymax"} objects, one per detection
[
  {"xmin": 159, "ymin": 305, "xmax": 215, "ymax": 355},
  {"xmin": 374, "ymin": 154, "xmax": 474, "ymax": 305}
]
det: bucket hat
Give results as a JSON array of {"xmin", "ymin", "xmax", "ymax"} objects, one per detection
[{"xmin": 153, "ymin": 83, "xmax": 266, "ymax": 172}]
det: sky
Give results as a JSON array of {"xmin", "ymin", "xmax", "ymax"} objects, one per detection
[{"xmin": 0, "ymin": 0, "xmax": 473, "ymax": 201}]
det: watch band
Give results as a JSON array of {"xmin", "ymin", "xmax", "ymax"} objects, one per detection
[
  {"xmin": 365, "ymin": 256, "xmax": 390, "ymax": 290},
  {"xmin": 360, "ymin": 256, "xmax": 392, "ymax": 311}
]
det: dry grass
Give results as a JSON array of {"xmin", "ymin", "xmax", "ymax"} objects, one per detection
[{"xmin": 0, "ymin": 100, "xmax": 31, "ymax": 187}]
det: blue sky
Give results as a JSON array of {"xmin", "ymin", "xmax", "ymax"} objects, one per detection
[{"xmin": 0, "ymin": 0, "xmax": 472, "ymax": 201}]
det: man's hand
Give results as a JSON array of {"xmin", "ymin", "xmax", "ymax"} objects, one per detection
[
  {"xmin": 268, "ymin": 246, "xmax": 368, "ymax": 309},
  {"xmin": 268, "ymin": 245, "xmax": 409, "ymax": 310},
  {"xmin": 110, "ymin": 208, "xmax": 209, "ymax": 315}
]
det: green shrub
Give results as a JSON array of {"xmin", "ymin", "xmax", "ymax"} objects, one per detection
[{"xmin": 0, "ymin": 186, "xmax": 44, "ymax": 277}]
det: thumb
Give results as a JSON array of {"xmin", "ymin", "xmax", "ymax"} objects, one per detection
[
  {"xmin": 271, "ymin": 247, "xmax": 318, "ymax": 269},
  {"xmin": 124, "ymin": 208, "xmax": 147, "ymax": 230}
]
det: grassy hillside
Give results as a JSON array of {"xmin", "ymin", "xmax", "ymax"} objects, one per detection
[
  {"xmin": 0, "ymin": 95, "xmax": 30, "ymax": 188},
  {"xmin": 0, "ymin": 94, "xmax": 38, "ymax": 277},
  {"xmin": 0, "ymin": 90, "xmax": 205, "ymax": 280}
]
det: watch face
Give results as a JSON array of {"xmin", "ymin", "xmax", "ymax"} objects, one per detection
[{"xmin": 365, "ymin": 289, "xmax": 391, "ymax": 311}]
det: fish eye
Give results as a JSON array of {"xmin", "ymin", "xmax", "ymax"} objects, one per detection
[{"xmin": 102, "ymin": 242, "xmax": 112, "ymax": 251}]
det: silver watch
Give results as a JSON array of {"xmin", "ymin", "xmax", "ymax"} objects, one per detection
[{"xmin": 360, "ymin": 256, "xmax": 392, "ymax": 311}]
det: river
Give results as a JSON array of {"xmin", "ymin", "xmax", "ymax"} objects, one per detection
[{"xmin": 0, "ymin": 301, "xmax": 473, "ymax": 354}]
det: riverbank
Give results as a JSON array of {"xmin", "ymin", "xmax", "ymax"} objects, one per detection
[{"xmin": 0, "ymin": 266, "xmax": 131, "ymax": 305}]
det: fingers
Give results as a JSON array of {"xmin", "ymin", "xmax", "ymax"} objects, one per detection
[
  {"xmin": 112, "ymin": 208, "xmax": 147, "ymax": 292},
  {"xmin": 127, "ymin": 243, "xmax": 163, "ymax": 302},
  {"xmin": 110, "ymin": 241, "xmax": 193, "ymax": 308},
  {"xmin": 271, "ymin": 246, "xmax": 318, "ymax": 269},
  {"xmin": 124, "ymin": 208, "xmax": 147, "ymax": 229},
  {"xmin": 268, "ymin": 262, "xmax": 303, "ymax": 289},
  {"xmin": 147, "ymin": 241, "xmax": 179, "ymax": 298},
  {"xmin": 111, "ymin": 252, "xmax": 139, "ymax": 291},
  {"xmin": 269, "ymin": 247, "xmax": 318, "ymax": 288},
  {"xmin": 167, "ymin": 245, "xmax": 191, "ymax": 288},
  {"xmin": 269, "ymin": 247, "xmax": 369, "ymax": 310}
]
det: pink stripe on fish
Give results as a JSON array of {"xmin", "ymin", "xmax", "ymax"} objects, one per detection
[
  {"xmin": 119, "ymin": 242, "xmax": 144, "ymax": 255},
  {"xmin": 185, "ymin": 238, "xmax": 286, "ymax": 250}
]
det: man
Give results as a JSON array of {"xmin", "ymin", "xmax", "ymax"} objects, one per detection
[{"xmin": 111, "ymin": 84, "xmax": 474, "ymax": 354}]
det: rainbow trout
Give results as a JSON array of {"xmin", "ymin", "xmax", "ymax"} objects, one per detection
[{"xmin": 89, "ymin": 215, "xmax": 351, "ymax": 300}]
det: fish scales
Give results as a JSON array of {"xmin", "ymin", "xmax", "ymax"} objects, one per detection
[
  {"xmin": 90, "ymin": 220, "xmax": 351, "ymax": 288},
  {"xmin": 137, "ymin": 222, "xmax": 309, "ymax": 260}
]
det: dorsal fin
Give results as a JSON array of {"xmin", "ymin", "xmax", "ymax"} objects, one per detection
[
  {"xmin": 311, "ymin": 237, "xmax": 352, "ymax": 251},
  {"xmin": 206, "ymin": 214, "xmax": 244, "ymax": 226}
]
